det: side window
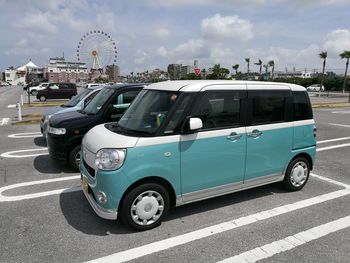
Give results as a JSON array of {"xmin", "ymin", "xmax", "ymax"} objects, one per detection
[
  {"xmin": 250, "ymin": 91, "xmax": 288, "ymax": 125},
  {"xmin": 60, "ymin": 84, "xmax": 69, "ymax": 89},
  {"xmin": 84, "ymin": 90, "xmax": 100, "ymax": 107},
  {"xmin": 293, "ymin": 91, "xmax": 313, "ymax": 121},
  {"xmin": 50, "ymin": 84, "xmax": 59, "ymax": 90},
  {"xmin": 190, "ymin": 91, "xmax": 241, "ymax": 130},
  {"xmin": 108, "ymin": 90, "xmax": 140, "ymax": 120}
]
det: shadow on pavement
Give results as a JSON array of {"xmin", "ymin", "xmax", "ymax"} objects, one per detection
[
  {"xmin": 33, "ymin": 155, "xmax": 75, "ymax": 174},
  {"xmin": 59, "ymin": 183, "xmax": 286, "ymax": 236}
]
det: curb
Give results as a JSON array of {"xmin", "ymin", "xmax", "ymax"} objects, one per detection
[
  {"xmin": 23, "ymin": 102, "xmax": 63, "ymax": 107},
  {"xmin": 312, "ymin": 103, "xmax": 350, "ymax": 108}
]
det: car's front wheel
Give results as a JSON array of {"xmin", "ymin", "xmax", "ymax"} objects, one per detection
[
  {"xmin": 68, "ymin": 145, "xmax": 81, "ymax": 172},
  {"xmin": 283, "ymin": 157, "xmax": 310, "ymax": 191},
  {"xmin": 31, "ymin": 90, "xmax": 38, "ymax": 96},
  {"xmin": 120, "ymin": 183, "xmax": 170, "ymax": 231}
]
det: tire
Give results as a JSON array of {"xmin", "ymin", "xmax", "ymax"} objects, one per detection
[
  {"xmin": 120, "ymin": 183, "xmax": 170, "ymax": 231},
  {"xmin": 39, "ymin": 95, "xmax": 46, "ymax": 102},
  {"xmin": 31, "ymin": 90, "xmax": 38, "ymax": 96},
  {"xmin": 283, "ymin": 157, "xmax": 310, "ymax": 191},
  {"xmin": 68, "ymin": 145, "xmax": 81, "ymax": 172}
]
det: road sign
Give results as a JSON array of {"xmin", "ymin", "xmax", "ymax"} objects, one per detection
[{"xmin": 194, "ymin": 68, "xmax": 201, "ymax": 76}]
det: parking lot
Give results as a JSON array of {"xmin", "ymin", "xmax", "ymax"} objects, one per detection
[{"xmin": 1, "ymin": 86, "xmax": 350, "ymax": 262}]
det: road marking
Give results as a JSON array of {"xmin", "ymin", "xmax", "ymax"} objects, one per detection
[
  {"xmin": 0, "ymin": 118, "xmax": 10, "ymax": 126},
  {"xmin": 317, "ymin": 137, "xmax": 350, "ymax": 144},
  {"xmin": 217, "ymin": 215, "xmax": 350, "ymax": 263},
  {"xmin": 311, "ymin": 173, "xmax": 350, "ymax": 189},
  {"xmin": 0, "ymin": 148, "xmax": 48, "ymax": 158},
  {"xmin": 332, "ymin": 110, "xmax": 350, "ymax": 114},
  {"xmin": 328, "ymin": 123, "xmax": 350, "ymax": 128},
  {"xmin": 0, "ymin": 175, "xmax": 81, "ymax": 202},
  {"xmin": 317, "ymin": 143, "xmax": 350, "ymax": 152},
  {"xmin": 7, "ymin": 104, "xmax": 16, "ymax": 108},
  {"xmin": 8, "ymin": 132, "xmax": 42, "ymax": 138},
  {"xmin": 85, "ymin": 174, "xmax": 350, "ymax": 263}
]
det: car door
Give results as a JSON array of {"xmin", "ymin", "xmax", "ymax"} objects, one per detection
[
  {"xmin": 47, "ymin": 84, "xmax": 60, "ymax": 99},
  {"xmin": 180, "ymin": 85, "xmax": 247, "ymax": 202},
  {"xmin": 244, "ymin": 85, "xmax": 293, "ymax": 184}
]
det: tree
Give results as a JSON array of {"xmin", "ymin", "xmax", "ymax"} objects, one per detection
[
  {"xmin": 207, "ymin": 64, "xmax": 230, "ymax": 79},
  {"xmin": 245, "ymin": 58, "xmax": 250, "ymax": 78},
  {"xmin": 255, "ymin": 59, "xmax": 263, "ymax": 76},
  {"xmin": 319, "ymin": 51, "xmax": 327, "ymax": 95},
  {"xmin": 232, "ymin": 64, "xmax": 239, "ymax": 77},
  {"xmin": 268, "ymin": 60, "xmax": 275, "ymax": 80},
  {"xmin": 263, "ymin": 64, "xmax": 269, "ymax": 80},
  {"xmin": 339, "ymin": 50, "xmax": 350, "ymax": 94}
]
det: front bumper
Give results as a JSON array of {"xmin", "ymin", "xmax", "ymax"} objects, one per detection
[
  {"xmin": 46, "ymin": 133, "xmax": 68, "ymax": 161},
  {"xmin": 81, "ymin": 177, "xmax": 118, "ymax": 220}
]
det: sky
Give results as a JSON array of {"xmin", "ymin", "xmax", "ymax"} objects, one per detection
[{"xmin": 0, "ymin": 0, "xmax": 350, "ymax": 75}]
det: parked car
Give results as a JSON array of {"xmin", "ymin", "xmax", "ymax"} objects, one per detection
[
  {"xmin": 29, "ymin": 82, "xmax": 49, "ymax": 96},
  {"xmin": 40, "ymin": 85, "xmax": 104, "ymax": 135},
  {"xmin": 80, "ymin": 80, "xmax": 316, "ymax": 230},
  {"xmin": 0, "ymin": 82, "xmax": 10, "ymax": 87},
  {"xmin": 36, "ymin": 83, "xmax": 77, "ymax": 101},
  {"xmin": 306, "ymin": 84, "xmax": 325, "ymax": 92},
  {"xmin": 46, "ymin": 83, "xmax": 145, "ymax": 171}
]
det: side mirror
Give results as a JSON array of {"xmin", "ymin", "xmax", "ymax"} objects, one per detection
[{"xmin": 189, "ymin": 117, "xmax": 203, "ymax": 131}]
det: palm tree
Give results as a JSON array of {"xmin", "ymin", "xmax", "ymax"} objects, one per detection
[
  {"xmin": 319, "ymin": 51, "xmax": 327, "ymax": 95},
  {"xmin": 245, "ymin": 58, "xmax": 250, "ymax": 79},
  {"xmin": 255, "ymin": 59, "xmax": 263, "ymax": 76},
  {"xmin": 263, "ymin": 64, "xmax": 269, "ymax": 81},
  {"xmin": 212, "ymin": 64, "xmax": 221, "ymax": 79},
  {"xmin": 268, "ymin": 60, "xmax": 275, "ymax": 80},
  {"xmin": 339, "ymin": 50, "xmax": 350, "ymax": 94},
  {"xmin": 232, "ymin": 64, "xmax": 239, "ymax": 76}
]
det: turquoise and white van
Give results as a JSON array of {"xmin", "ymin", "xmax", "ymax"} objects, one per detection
[{"xmin": 80, "ymin": 80, "xmax": 316, "ymax": 230}]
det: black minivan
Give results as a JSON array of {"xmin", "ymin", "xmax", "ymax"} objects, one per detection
[
  {"xmin": 46, "ymin": 83, "xmax": 145, "ymax": 171},
  {"xmin": 36, "ymin": 83, "xmax": 77, "ymax": 101}
]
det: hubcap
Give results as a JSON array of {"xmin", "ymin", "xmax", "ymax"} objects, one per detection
[
  {"xmin": 290, "ymin": 161, "xmax": 308, "ymax": 187},
  {"xmin": 75, "ymin": 151, "xmax": 81, "ymax": 167},
  {"xmin": 130, "ymin": 190, "xmax": 164, "ymax": 226}
]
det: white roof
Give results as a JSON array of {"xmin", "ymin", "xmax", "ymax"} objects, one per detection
[
  {"xmin": 145, "ymin": 80, "xmax": 306, "ymax": 92},
  {"xmin": 17, "ymin": 60, "xmax": 38, "ymax": 71}
]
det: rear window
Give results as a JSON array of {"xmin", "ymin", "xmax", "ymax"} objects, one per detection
[{"xmin": 293, "ymin": 91, "xmax": 313, "ymax": 121}]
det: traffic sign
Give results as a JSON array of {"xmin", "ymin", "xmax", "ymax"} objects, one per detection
[{"xmin": 194, "ymin": 68, "xmax": 201, "ymax": 76}]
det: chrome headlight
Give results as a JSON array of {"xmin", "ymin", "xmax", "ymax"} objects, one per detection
[
  {"xmin": 48, "ymin": 127, "xmax": 66, "ymax": 135},
  {"xmin": 95, "ymin": 148, "xmax": 126, "ymax": 170},
  {"xmin": 44, "ymin": 114, "xmax": 52, "ymax": 123}
]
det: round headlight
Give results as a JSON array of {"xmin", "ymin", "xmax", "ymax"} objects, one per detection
[{"xmin": 95, "ymin": 148, "xmax": 126, "ymax": 170}]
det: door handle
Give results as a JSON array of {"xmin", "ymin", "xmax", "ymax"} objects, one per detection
[
  {"xmin": 227, "ymin": 132, "xmax": 242, "ymax": 141},
  {"xmin": 248, "ymin": 129, "xmax": 263, "ymax": 138}
]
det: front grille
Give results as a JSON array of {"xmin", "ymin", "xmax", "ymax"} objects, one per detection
[{"xmin": 83, "ymin": 159, "xmax": 95, "ymax": 177}]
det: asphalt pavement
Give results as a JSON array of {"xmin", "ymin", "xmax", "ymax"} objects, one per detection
[{"xmin": 0, "ymin": 85, "xmax": 350, "ymax": 263}]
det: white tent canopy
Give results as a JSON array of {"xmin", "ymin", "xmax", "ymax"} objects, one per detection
[{"xmin": 17, "ymin": 60, "xmax": 38, "ymax": 71}]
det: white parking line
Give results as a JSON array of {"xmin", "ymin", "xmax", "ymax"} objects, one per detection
[
  {"xmin": 217, "ymin": 215, "xmax": 350, "ymax": 263},
  {"xmin": 328, "ymin": 123, "xmax": 350, "ymax": 128},
  {"xmin": 8, "ymin": 132, "xmax": 42, "ymax": 138},
  {"xmin": 0, "ymin": 118, "xmax": 10, "ymax": 126},
  {"xmin": 317, "ymin": 143, "xmax": 350, "ymax": 152},
  {"xmin": 317, "ymin": 137, "xmax": 350, "ymax": 144},
  {"xmin": 0, "ymin": 148, "xmax": 48, "ymax": 158},
  {"xmin": 85, "ymin": 174, "xmax": 350, "ymax": 263},
  {"xmin": 332, "ymin": 111, "xmax": 350, "ymax": 114},
  {"xmin": 7, "ymin": 104, "xmax": 16, "ymax": 108},
  {"xmin": 0, "ymin": 175, "xmax": 80, "ymax": 202}
]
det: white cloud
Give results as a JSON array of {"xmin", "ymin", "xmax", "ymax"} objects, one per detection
[
  {"xmin": 323, "ymin": 29, "xmax": 350, "ymax": 56},
  {"xmin": 156, "ymin": 46, "xmax": 168, "ymax": 57},
  {"xmin": 152, "ymin": 28, "xmax": 171, "ymax": 40},
  {"xmin": 96, "ymin": 12, "xmax": 117, "ymax": 34},
  {"xmin": 14, "ymin": 11, "xmax": 57, "ymax": 33},
  {"xmin": 174, "ymin": 39, "xmax": 210, "ymax": 58},
  {"xmin": 201, "ymin": 14, "xmax": 253, "ymax": 41},
  {"xmin": 134, "ymin": 50, "xmax": 148, "ymax": 65}
]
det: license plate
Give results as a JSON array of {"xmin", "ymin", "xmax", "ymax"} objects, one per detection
[{"xmin": 82, "ymin": 176, "xmax": 89, "ymax": 193}]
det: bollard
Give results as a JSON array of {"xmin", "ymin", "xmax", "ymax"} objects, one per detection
[
  {"xmin": 20, "ymin": 94, "xmax": 24, "ymax": 106},
  {"xmin": 17, "ymin": 103, "xmax": 22, "ymax": 121}
]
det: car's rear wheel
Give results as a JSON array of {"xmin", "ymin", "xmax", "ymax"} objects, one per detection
[
  {"xmin": 283, "ymin": 157, "xmax": 310, "ymax": 191},
  {"xmin": 120, "ymin": 183, "xmax": 170, "ymax": 231},
  {"xmin": 68, "ymin": 145, "xmax": 81, "ymax": 172},
  {"xmin": 39, "ymin": 95, "xmax": 46, "ymax": 102}
]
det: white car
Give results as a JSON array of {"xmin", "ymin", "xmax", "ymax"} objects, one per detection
[
  {"xmin": 29, "ymin": 83, "xmax": 49, "ymax": 96},
  {"xmin": 306, "ymin": 84, "xmax": 325, "ymax": 92}
]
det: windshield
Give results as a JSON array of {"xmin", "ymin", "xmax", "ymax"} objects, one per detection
[
  {"xmin": 83, "ymin": 88, "xmax": 115, "ymax": 114},
  {"xmin": 64, "ymin": 88, "xmax": 92, "ymax": 107},
  {"xmin": 118, "ymin": 90, "xmax": 179, "ymax": 134}
]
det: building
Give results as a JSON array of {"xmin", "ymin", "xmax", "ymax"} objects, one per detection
[
  {"xmin": 167, "ymin": 64, "xmax": 182, "ymax": 80},
  {"xmin": 181, "ymin": 65, "xmax": 194, "ymax": 78},
  {"xmin": 44, "ymin": 57, "xmax": 89, "ymax": 83},
  {"xmin": 105, "ymin": 64, "xmax": 120, "ymax": 82},
  {"xmin": 5, "ymin": 60, "xmax": 43, "ymax": 85}
]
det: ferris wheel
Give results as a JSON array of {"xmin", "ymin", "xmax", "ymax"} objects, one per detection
[{"xmin": 77, "ymin": 30, "xmax": 117, "ymax": 71}]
